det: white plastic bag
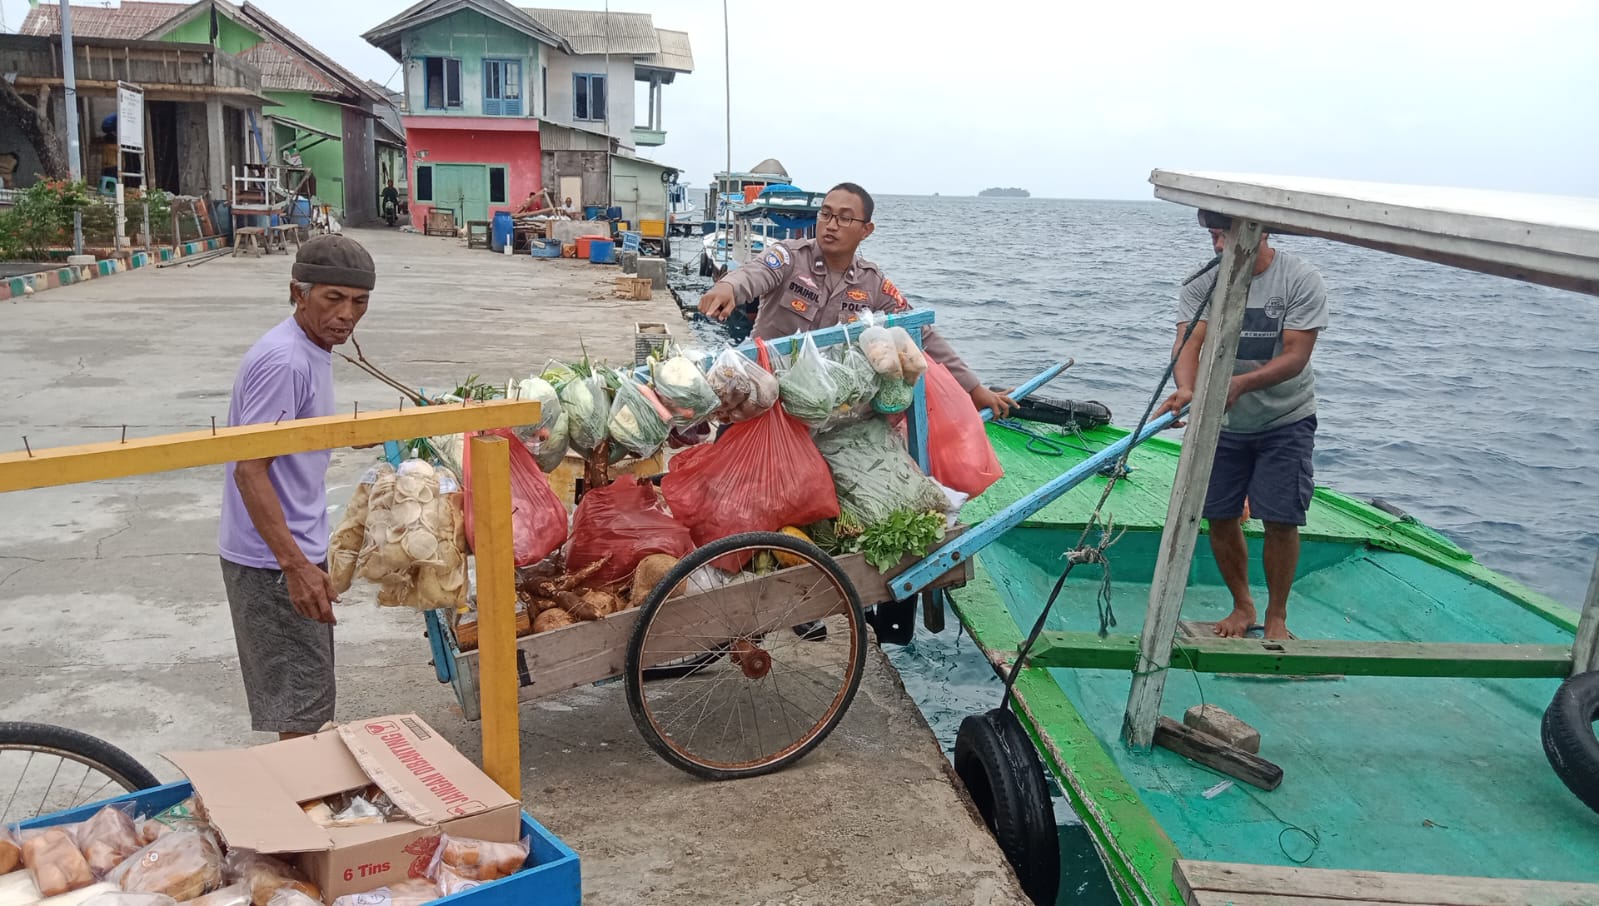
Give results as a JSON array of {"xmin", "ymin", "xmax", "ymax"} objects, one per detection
[{"xmin": 706, "ymin": 346, "xmax": 779, "ymax": 423}]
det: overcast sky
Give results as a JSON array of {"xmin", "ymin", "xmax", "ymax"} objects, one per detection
[{"xmin": 6, "ymin": 0, "xmax": 1597, "ymax": 198}]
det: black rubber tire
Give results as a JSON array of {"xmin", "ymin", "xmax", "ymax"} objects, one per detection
[
  {"xmin": 954, "ymin": 708, "xmax": 1060, "ymax": 905},
  {"xmin": 1541, "ymin": 671, "xmax": 1599, "ymax": 813},
  {"xmin": 0, "ymin": 722, "xmax": 160, "ymax": 795},
  {"xmin": 625, "ymin": 531, "xmax": 867, "ymax": 781}
]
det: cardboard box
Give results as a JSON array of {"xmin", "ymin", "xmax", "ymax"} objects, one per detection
[{"xmin": 166, "ymin": 715, "xmax": 520, "ymax": 902}]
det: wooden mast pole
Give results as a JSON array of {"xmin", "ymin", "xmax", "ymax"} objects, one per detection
[
  {"xmin": 1123, "ymin": 217, "xmax": 1262, "ymax": 749},
  {"xmin": 1571, "ymin": 551, "xmax": 1599, "ymax": 675}
]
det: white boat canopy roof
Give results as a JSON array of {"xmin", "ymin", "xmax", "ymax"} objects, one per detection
[{"xmin": 1150, "ymin": 170, "xmax": 1599, "ymax": 298}]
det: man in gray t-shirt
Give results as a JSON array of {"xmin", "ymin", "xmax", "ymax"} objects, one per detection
[{"xmin": 1156, "ymin": 224, "xmax": 1329, "ymax": 640}]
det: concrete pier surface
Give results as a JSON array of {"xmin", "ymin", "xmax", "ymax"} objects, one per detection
[{"xmin": 0, "ymin": 228, "xmax": 1028, "ymax": 905}]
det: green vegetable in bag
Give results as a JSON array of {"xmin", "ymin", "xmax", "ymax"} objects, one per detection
[
  {"xmin": 651, "ymin": 353, "xmax": 720, "ymax": 426},
  {"xmin": 507, "ymin": 376, "xmax": 561, "ymax": 448},
  {"xmin": 561, "ymin": 372, "xmax": 610, "ymax": 455},
  {"xmin": 608, "ymin": 375, "xmax": 672, "ymax": 457},
  {"xmin": 873, "ymin": 376, "xmax": 914, "ymax": 414},
  {"xmin": 778, "ymin": 334, "xmax": 839, "ymax": 427},
  {"xmin": 533, "ymin": 411, "xmax": 569, "ymax": 472},
  {"xmin": 814, "ymin": 417, "xmax": 949, "ymax": 526}
]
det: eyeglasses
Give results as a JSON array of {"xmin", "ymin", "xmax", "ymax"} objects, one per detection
[{"xmin": 817, "ymin": 211, "xmax": 866, "ymax": 228}]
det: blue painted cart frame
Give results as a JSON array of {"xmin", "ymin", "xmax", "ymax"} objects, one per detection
[{"xmin": 18, "ymin": 782, "xmax": 582, "ymax": 906}]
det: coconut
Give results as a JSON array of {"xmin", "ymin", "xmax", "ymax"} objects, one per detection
[{"xmin": 533, "ymin": 609, "xmax": 577, "ymax": 633}]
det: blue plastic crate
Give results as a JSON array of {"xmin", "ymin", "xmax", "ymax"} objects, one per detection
[{"xmin": 19, "ymin": 781, "xmax": 580, "ymax": 906}]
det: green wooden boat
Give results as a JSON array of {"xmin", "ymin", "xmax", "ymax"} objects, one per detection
[
  {"xmin": 956, "ymin": 421, "xmax": 1596, "ymax": 904},
  {"xmin": 934, "ymin": 173, "xmax": 1599, "ymax": 906}
]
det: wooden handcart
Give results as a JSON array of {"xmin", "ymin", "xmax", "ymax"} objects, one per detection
[{"xmin": 420, "ymin": 312, "xmax": 1075, "ymax": 782}]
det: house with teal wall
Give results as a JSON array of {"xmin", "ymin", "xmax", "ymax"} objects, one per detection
[
  {"xmin": 362, "ymin": 0, "xmax": 692, "ymax": 232},
  {"xmin": 22, "ymin": 0, "xmax": 387, "ymax": 224}
]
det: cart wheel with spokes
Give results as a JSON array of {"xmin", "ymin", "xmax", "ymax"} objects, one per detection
[
  {"xmin": 0, "ymin": 723, "xmax": 160, "ymax": 825},
  {"xmin": 624, "ymin": 531, "xmax": 867, "ymax": 781}
]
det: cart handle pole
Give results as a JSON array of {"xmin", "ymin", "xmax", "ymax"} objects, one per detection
[
  {"xmin": 469, "ymin": 434, "xmax": 522, "ymax": 799},
  {"xmin": 890, "ymin": 411, "xmax": 1179, "ymax": 601}
]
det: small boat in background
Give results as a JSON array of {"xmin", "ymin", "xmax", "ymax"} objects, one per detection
[{"xmin": 697, "ymin": 159, "xmax": 823, "ymax": 278}]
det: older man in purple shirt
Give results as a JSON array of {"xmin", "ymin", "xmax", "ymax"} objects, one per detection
[{"xmin": 219, "ymin": 234, "xmax": 375, "ymax": 739}]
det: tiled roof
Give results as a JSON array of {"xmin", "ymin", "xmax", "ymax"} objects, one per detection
[
  {"xmin": 523, "ymin": 8, "xmax": 659, "ymax": 55},
  {"xmin": 639, "ymin": 28, "xmax": 693, "ymax": 73},
  {"xmin": 239, "ymin": 41, "xmax": 339, "ymax": 94},
  {"xmin": 18, "ymin": 2, "xmax": 188, "ymax": 40}
]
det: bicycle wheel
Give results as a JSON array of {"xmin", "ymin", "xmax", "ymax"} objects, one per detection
[
  {"xmin": 0, "ymin": 723, "xmax": 160, "ymax": 824},
  {"xmin": 625, "ymin": 531, "xmax": 867, "ymax": 781}
]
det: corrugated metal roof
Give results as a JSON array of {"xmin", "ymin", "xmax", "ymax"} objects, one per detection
[
  {"xmin": 239, "ymin": 41, "xmax": 338, "ymax": 93},
  {"xmin": 19, "ymin": 2, "xmax": 188, "ymax": 40},
  {"xmin": 523, "ymin": 7, "xmax": 659, "ymax": 55},
  {"xmin": 639, "ymin": 28, "xmax": 693, "ymax": 73},
  {"xmin": 240, "ymin": 2, "xmax": 385, "ymax": 103}
]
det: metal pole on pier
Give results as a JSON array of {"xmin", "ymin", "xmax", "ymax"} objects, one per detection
[
  {"xmin": 61, "ymin": 0, "xmax": 85, "ymax": 256},
  {"xmin": 723, "ymin": 0, "xmax": 731, "ymax": 174}
]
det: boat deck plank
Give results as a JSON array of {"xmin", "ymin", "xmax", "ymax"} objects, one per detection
[
  {"xmin": 1175, "ymin": 860, "xmax": 1599, "ymax": 906},
  {"xmin": 953, "ymin": 424, "xmax": 1599, "ymax": 893}
]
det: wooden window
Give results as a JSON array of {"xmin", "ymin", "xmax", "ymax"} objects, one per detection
[
  {"xmin": 574, "ymin": 73, "xmax": 606, "ymax": 122},
  {"xmin": 483, "ymin": 60, "xmax": 522, "ymax": 116},
  {"xmin": 425, "ymin": 58, "xmax": 462, "ymax": 110},
  {"xmin": 414, "ymin": 165, "xmax": 433, "ymax": 202},
  {"xmin": 489, "ymin": 167, "xmax": 507, "ymax": 205}
]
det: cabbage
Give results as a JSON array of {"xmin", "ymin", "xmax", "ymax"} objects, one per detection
[{"xmin": 651, "ymin": 354, "xmax": 719, "ymax": 426}]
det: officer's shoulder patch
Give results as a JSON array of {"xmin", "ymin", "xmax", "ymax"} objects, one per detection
[{"xmin": 763, "ymin": 244, "xmax": 791, "ymax": 270}]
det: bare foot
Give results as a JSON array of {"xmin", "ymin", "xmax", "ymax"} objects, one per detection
[
  {"xmin": 1214, "ymin": 603, "xmax": 1257, "ymax": 638},
  {"xmin": 1262, "ymin": 615, "xmax": 1290, "ymax": 640}
]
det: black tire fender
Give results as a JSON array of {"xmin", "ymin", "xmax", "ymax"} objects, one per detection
[
  {"xmin": 1542, "ymin": 671, "xmax": 1599, "ymax": 814},
  {"xmin": 954, "ymin": 708, "xmax": 1060, "ymax": 904}
]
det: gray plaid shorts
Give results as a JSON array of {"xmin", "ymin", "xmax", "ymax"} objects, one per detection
[{"xmin": 220, "ymin": 557, "xmax": 335, "ymax": 734}]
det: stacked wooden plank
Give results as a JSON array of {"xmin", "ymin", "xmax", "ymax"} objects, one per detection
[{"xmin": 1175, "ymin": 860, "xmax": 1599, "ymax": 906}]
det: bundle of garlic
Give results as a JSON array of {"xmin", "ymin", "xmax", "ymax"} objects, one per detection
[{"xmin": 353, "ymin": 457, "xmax": 469, "ymax": 610}]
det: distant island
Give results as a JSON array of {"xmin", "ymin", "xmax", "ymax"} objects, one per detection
[{"xmin": 978, "ymin": 187, "xmax": 1030, "ymax": 198}]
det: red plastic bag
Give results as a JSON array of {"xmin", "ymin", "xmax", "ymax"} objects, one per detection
[
  {"xmin": 566, "ymin": 475, "xmax": 694, "ymax": 588},
  {"xmin": 924, "ymin": 359, "xmax": 1003, "ymax": 497},
  {"xmin": 662, "ymin": 341, "xmax": 839, "ymax": 569},
  {"xmin": 461, "ymin": 428, "xmax": 569, "ymax": 567}
]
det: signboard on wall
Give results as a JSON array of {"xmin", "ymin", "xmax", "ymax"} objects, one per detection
[{"xmin": 116, "ymin": 82, "xmax": 144, "ymax": 151}]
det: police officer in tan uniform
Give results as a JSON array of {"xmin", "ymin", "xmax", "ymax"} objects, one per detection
[{"xmin": 699, "ymin": 182, "xmax": 1017, "ymax": 417}]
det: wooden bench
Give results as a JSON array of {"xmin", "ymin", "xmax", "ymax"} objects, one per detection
[
  {"xmin": 1175, "ymin": 860, "xmax": 1599, "ymax": 906},
  {"xmin": 232, "ymin": 227, "xmax": 265, "ymax": 258},
  {"xmin": 263, "ymin": 223, "xmax": 300, "ymax": 254}
]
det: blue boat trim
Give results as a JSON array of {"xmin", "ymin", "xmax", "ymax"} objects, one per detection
[{"xmin": 892, "ymin": 411, "xmax": 1179, "ymax": 600}]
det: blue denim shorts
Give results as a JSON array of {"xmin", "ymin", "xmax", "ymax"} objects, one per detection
[{"xmin": 1203, "ymin": 415, "xmax": 1317, "ymax": 526}]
